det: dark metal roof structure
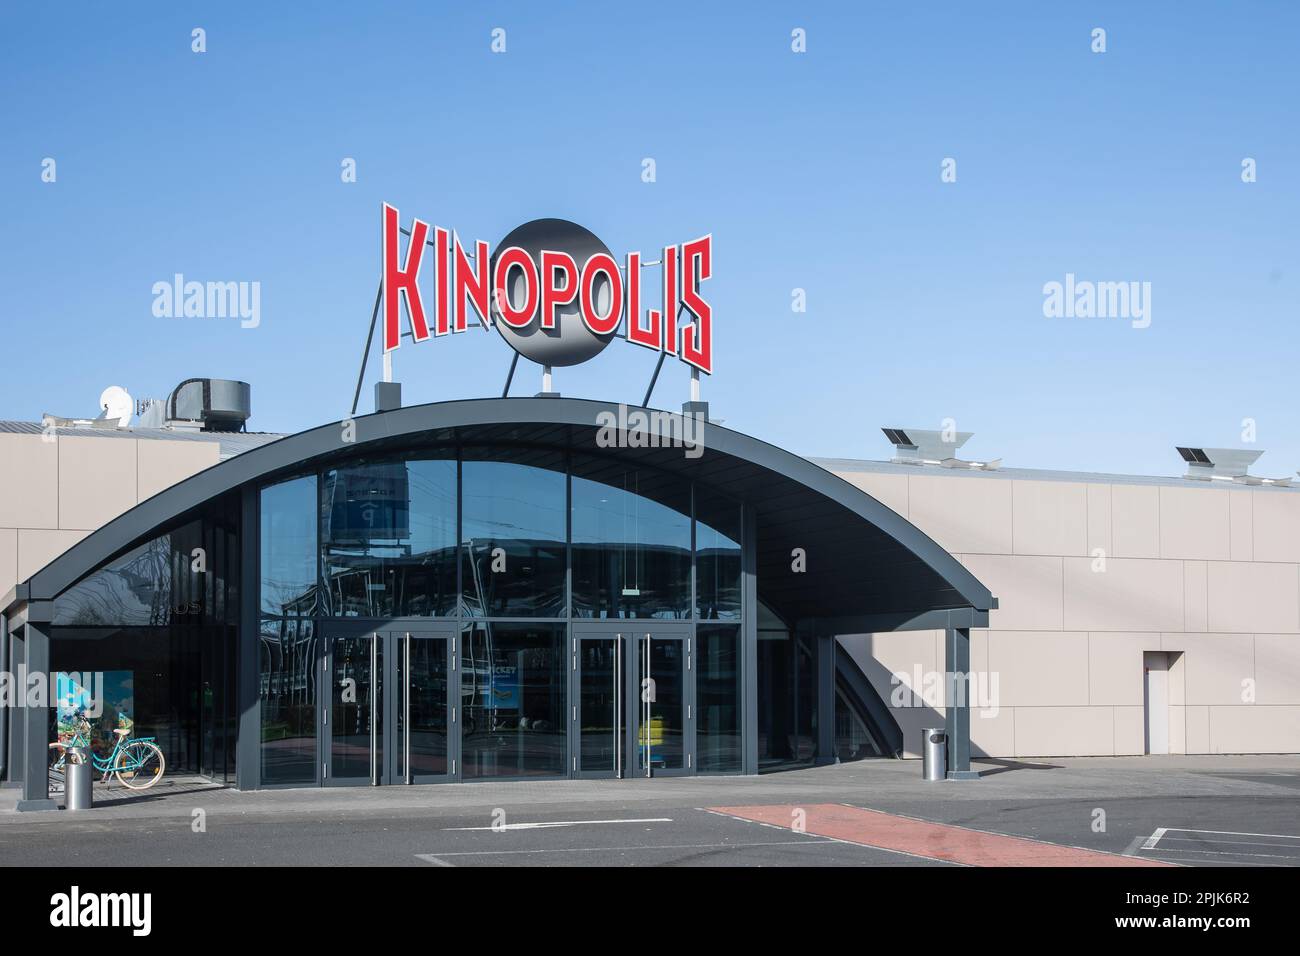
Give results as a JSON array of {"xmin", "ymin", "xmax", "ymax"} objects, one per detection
[{"xmin": 4, "ymin": 398, "xmax": 994, "ymax": 622}]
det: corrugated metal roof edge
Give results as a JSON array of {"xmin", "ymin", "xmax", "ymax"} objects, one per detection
[{"xmin": 812, "ymin": 456, "xmax": 1300, "ymax": 493}]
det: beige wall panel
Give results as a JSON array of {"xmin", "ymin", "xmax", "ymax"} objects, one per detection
[
  {"xmin": 1011, "ymin": 480, "xmax": 1087, "ymax": 557},
  {"xmin": 1206, "ymin": 561, "xmax": 1300, "ymax": 634},
  {"xmin": 834, "ymin": 471, "xmax": 909, "ymax": 519},
  {"xmin": 963, "ymin": 554, "xmax": 1063, "ymax": 631},
  {"xmin": 1229, "ymin": 490, "xmax": 1254, "ymax": 561},
  {"xmin": 0, "ymin": 433, "xmax": 59, "ymax": 529},
  {"xmin": 1254, "ymin": 634, "xmax": 1300, "ymax": 705},
  {"xmin": 1252, "ymin": 491, "xmax": 1300, "ymax": 563},
  {"xmin": 1086, "ymin": 484, "xmax": 1111, "ymax": 558},
  {"xmin": 1207, "ymin": 706, "xmax": 1300, "ymax": 753},
  {"xmin": 1110, "ymin": 484, "xmax": 1160, "ymax": 559},
  {"xmin": 1161, "ymin": 633, "xmax": 1254, "ymax": 707},
  {"xmin": 1158, "ymin": 486, "xmax": 1231, "ymax": 561},
  {"xmin": 0, "ymin": 528, "xmax": 17, "ymax": 597},
  {"xmin": 971, "ymin": 706, "xmax": 1015, "ymax": 758},
  {"xmin": 1114, "ymin": 705, "xmax": 1145, "ymax": 755},
  {"xmin": 987, "ymin": 631, "xmax": 1089, "ymax": 707},
  {"xmin": 137, "ymin": 440, "xmax": 220, "ymax": 502},
  {"xmin": 1013, "ymin": 706, "xmax": 1114, "ymax": 757},
  {"xmin": 907, "ymin": 473, "xmax": 1012, "ymax": 555},
  {"xmin": 1183, "ymin": 561, "xmax": 1208, "ymax": 632},
  {"xmin": 1185, "ymin": 705, "xmax": 1210, "ymax": 753},
  {"xmin": 1063, "ymin": 557, "xmax": 1183, "ymax": 632},
  {"xmin": 58, "ymin": 436, "xmax": 137, "ymax": 530},
  {"xmin": 1088, "ymin": 632, "xmax": 1163, "ymax": 706},
  {"xmin": 17, "ymin": 528, "xmax": 90, "ymax": 580}
]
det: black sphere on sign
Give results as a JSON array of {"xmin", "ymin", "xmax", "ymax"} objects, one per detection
[{"xmin": 490, "ymin": 218, "xmax": 617, "ymax": 367}]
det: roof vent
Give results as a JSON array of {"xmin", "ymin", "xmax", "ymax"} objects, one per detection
[
  {"xmin": 1176, "ymin": 446, "xmax": 1290, "ymax": 486},
  {"xmin": 165, "ymin": 379, "xmax": 252, "ymax": 432},
  {"xmin": 882, "ymin": 427, "xmax": 1001, "ymax": 470}
]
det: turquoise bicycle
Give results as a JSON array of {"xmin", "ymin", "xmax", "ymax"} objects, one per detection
[{"xmin": 49, "ymin": 708, "xmax": 166, "ymax": 791}]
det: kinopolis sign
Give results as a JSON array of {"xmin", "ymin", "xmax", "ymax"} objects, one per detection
[{"xmin": 380, "ymin": 203, "xmax": 713, "ymax": 375}]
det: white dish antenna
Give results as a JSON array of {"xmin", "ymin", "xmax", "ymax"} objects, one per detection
[{"xmin": 99, "ymin": 386, "xmax": 134, "ymax": 427}]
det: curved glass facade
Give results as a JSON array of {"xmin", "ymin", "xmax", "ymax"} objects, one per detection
[
  {"xmin": 252, "ymin": 444, "xmax": 746, "ymax": 786},
  {"xmin": 320, "ymin": 457, "xmax": 457, "ymax": 617}
]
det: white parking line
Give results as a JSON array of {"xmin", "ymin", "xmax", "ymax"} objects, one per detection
[
  {"xmin": 1132, "ymin": 825, "xmax": 1300, "ymax": 863},
  {"xmin": 1156, "ymin": 827, "xmax": 1300, "ymax": 841},
  {"xmin": 1141, "ymin": 827, "xmax": 1167, "ymax": 850},
  {"xmin": 442, "ymin": 817, "xmax": 673, "ymax": 832}
]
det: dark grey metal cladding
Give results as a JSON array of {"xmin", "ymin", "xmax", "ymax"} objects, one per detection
[{"xmin": 12, "ymin": 398, "xmax": 994, "ymax": 618}]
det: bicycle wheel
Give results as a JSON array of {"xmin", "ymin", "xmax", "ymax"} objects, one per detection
[
  {"xmin": 48, "ymin": 744, "xmax": 68, "ymax": 792},
  {"xmin": 113, "ymin": 741, "xmax": 166, "ymax": 790}
]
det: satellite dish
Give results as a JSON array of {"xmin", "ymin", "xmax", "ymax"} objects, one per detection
[{"xmin": 99, "ymin": 386, "xmax": 134, "ymax": 427}]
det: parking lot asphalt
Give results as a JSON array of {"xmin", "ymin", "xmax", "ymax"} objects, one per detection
[{"xmin": 1, "ymin": 755, "xmax": 1296, "ymax": 867}]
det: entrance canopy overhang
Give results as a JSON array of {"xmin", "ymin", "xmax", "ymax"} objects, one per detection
[{"xmin": 6, "ymin": 397, "xmax": 995, "ymax": 624}]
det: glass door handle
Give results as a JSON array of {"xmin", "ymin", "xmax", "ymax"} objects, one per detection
[
  {"xmin": 644, "ymin": 635, "xmax": 652, "ymax": 778},
  {"xmin": 404, "ymin": 632, "xmax": 411, "ymax": 785},
  {"xmin": 370, "ymin": 634, "xmax": 379, "ymax": 786},
  {"xmin": 615, "ymin": 635, "xmax": 622, "ymax": 779}
]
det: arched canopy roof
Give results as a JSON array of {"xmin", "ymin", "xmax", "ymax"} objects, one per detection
[{"xmin": 9, "ymin": 398, "xmax": 994, "ymax": 623}]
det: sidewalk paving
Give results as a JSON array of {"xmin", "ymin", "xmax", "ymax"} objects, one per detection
[{"xmin": 4, "ymin": 753, "xmax": 1296, "ymax": 824}]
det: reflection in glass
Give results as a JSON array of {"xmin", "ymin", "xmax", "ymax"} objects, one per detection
[
  {"xmin": 460, "ymin": 623, "xmax": 565, "ymax": 778},
  {"xmin": 638, "ymin": 636, "xmax": 684, "ymax": 772},
  {"xmin": 695, "ymin": 489, "xmax": 741, "ymax": 620},
  {"xmin": 330, "ymin": 634, "xmax": 381, "ymax": 781},
  {"xmin": 696, "ymin": 625, "xmax": 741, "ymax": 772},
  {"xmin": 260, "ymin": 476, "xmax": 318, "ymax": 617},
  {"xmin": 399, "ymin": 636, "xmax": 450, "ymax": 778},
  {"xmin": 571, "ymin": 460, "xmax": 691, "ymax": 619},
  {"xmin": 461, "ymin": 452, "xmax": 566, "ymax": 617},
  {"xmin": 577, "ymin": 638, "xmax": 621, "ymax": 774},
  {"xmin": 259, "ymin": 618, "xmax": 318, "ymax": 784},
  {"xmin": 320, "ymin": 457, "xmax": 456, "ymax": 617},
  {"xmin": 835, "ymin": 685, "xmax": 882, "ymax": 762}
]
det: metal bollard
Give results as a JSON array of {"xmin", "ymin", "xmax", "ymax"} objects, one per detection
[
  {"xmin": 65, "ymin": 746, "xmax": 94, "ymax": 810},
  {"xmin": 922, "ymin": 728, "xmax": 947, "ymax": 782}
]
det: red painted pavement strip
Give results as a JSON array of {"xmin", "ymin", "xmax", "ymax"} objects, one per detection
[{"xmin": 709, "ymin": 804, "xmax": 1174, "ymax": 867}]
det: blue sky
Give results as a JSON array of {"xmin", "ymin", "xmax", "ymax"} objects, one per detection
[{"xmin": 2, "ymin": 2, "xmax": 1296, "ymax": 477}]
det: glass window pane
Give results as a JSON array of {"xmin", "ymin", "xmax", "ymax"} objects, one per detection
[
  {"xmin": 400, "ymin": 637, "xmax": 450, "ymax": 777},
  {"xmin": 696, "ymin": 624, "xmax": 742, "ymax": 772},
  {"xmin": 695, "ymin": 488, "xmax": 741, "ymax": 620},
  {"xmin": 460, "ymin": 623, "xmax": 566, "ymax": 778},
  {"xmin": 461, "ymin": 450, "xmax": 567, "ymax": 617},
  {"xmin": 638, "ymin": 636, "xmax": 685, "ymax": 771},
  {"xmin": 259, "ymin": 617, "xmax": 318, "ymax": 784},
  {"xmin": 329, "ymin": 633, "xmax": 381, "ymax": 781},
  {"xmin": 571, "ymin": 457, "xmax": 690, "ymax": 619},
  {"xmin": 320, "ymin": 457, "xmax": 457, "ymax": 617},
  {"xmin": 260, "ymin": 476, "xmax": 318, "ymax": 617},
  {"xmin": 50, "ymin": 626, "xmax": 201, "ymax": 773}
]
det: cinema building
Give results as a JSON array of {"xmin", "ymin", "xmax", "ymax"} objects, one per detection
[
  {"xmin": 5, "ymin": 373, "xmax": 1300, "ymax": 810},
  {"xmin": 2, "ymin": 381, "xmax": 1008, "ymax": 808}
]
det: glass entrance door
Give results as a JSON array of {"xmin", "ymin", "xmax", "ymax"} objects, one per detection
[
  {"xmin": 570, "ymin": 628, "xmax": 692, "ymax": 778},
  {"xmin": 326, "ymin": 628, "xmax": 455, "ymax": 786},
  {"xmin": 573, "ymin": 635, "xmax": 624, "ymax": 777},
  {"xmin": 327, "ymin": 631, "xmax": 382, "ymax": 785},
  {"xmin": 394, "ymin": 630, "xmax": 455, "ymax": 783},
  {"xmin": 636, "ymin": 633, "xmax": 689, "ymax": 776}
]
